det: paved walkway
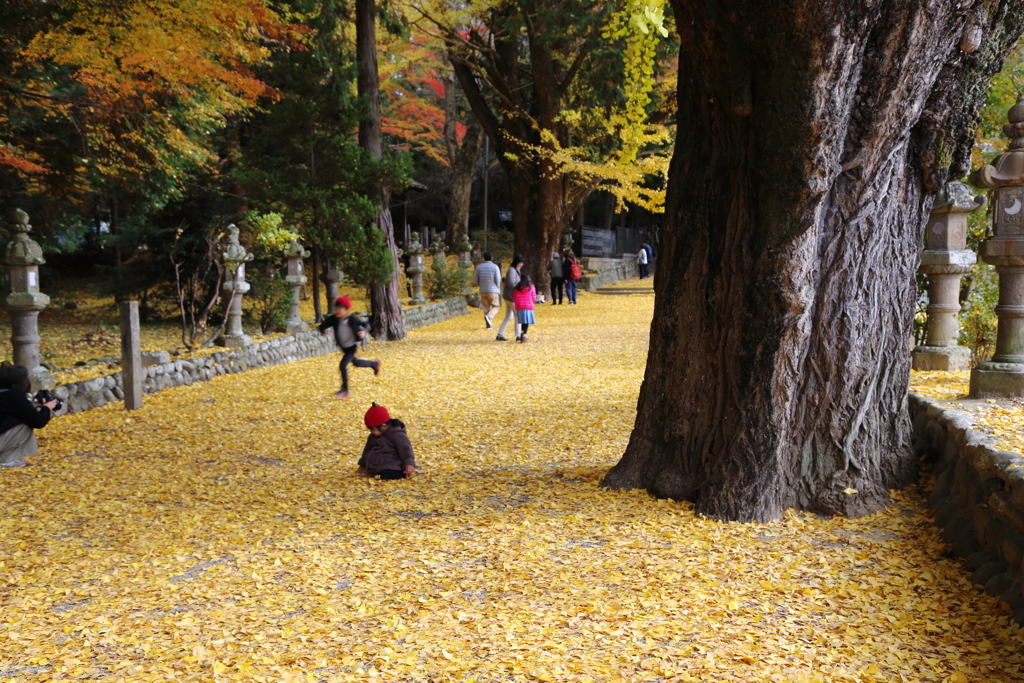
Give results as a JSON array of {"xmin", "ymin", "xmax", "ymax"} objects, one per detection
[{"xmin": 2, "ymin": 282, "xmax": 1022, "ymax": 682}]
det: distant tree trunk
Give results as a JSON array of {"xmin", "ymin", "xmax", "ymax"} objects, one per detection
[
  {"xmin": 444, "ymin": 71, "xmax": 485, "ymax": 250},
  {"xmin": 356, "ymin": 0, "xmax": 405, "ymax": 341},
  {"xmin": 311, "ymin": 244, "xmax": 322, "ymax": 323},
  {"xmin": 603, "ymin": 0, "xmax": 1024, "ymax": 522}
]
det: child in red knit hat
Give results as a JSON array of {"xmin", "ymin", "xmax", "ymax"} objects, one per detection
[
  {"xmin": 357, "ymin": 403, "xmax": 416, "ymax": 479},
  {"xmin": 318, "ymin": 296, "xmax": 381, "ymax": 399}
]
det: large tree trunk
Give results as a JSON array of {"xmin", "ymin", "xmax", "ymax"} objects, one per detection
[
  {"xmin": 357, "ymin": 0, "xmax": 406, "ymax": 341},
  {"xmin": 444, "ymin": 72, "xmax": 485, "ymax": 249},
  {"xmin": 602, "ymin": 0, "xmax": 1024, "ymax": 522}
]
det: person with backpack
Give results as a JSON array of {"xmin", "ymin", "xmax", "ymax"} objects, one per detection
[
  {"xmin": 318, "ymin": 296, "xmax": 381, "ymax": 399},
  {"xmin": 562, "ymin": 249, "xmax": 581, "ymax": 305}
]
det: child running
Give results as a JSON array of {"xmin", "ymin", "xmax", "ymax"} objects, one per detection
[
  {"xmin": 513, "ymin": 273, "xmax": 536, "ymax": 343},
  {"xmin": 357, "ymin": 403, "xmax": 416, "ymax": 479},
  {"xmin": 318, "ymin": 296, "xmax": 381, "ymax": 399}
]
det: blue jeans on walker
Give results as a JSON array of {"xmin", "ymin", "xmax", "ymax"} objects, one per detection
[{"xmin": 565, "ymin": 279, "xmax": 577, "ymax": 304}]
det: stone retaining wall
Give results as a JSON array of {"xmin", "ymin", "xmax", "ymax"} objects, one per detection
[
  {"xmin": 910, "ymin": 391, "xmax": 1024, "ymax": 623},
  {"xmin": 579, "ymin": 260, "xmax": 640, "ymax": 292},
  {"xmin": 53, "ymin": 296, "xmax": 470, "ymax": 415}
]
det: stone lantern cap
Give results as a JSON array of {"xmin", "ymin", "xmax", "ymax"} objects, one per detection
[
  {"xmin": 456, "ymin": 234, "xmax": 473, "ymax": 252},
  {"xmin": 407, "ymin": 232, "xmax": 425, "ymax": 255},
  {"xmin": 3, "ymin": 208, "xmax": 45, "ymax": 267},
  {"xmin": 222, "ymin": 224, "xmax": 254, "ymax": 268},
  {"xmin": 283, "ymin": 238, "xmax": 310, "ymax": 259},
  {"xmin": 970, "ymin": 96, "xmax": 1024, "ymax": 189},
  {"xmin": 429, "ymin": 234, "xmax": 446, "ymax": 253}
]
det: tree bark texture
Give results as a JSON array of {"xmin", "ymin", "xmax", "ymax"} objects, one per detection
[
  {"xmin": 357, "ymin": 0, "xmax": 406, "ymax": 341},
  {"xmin": 446, "ymin": 1, "xmax": 600, "ymax": 291},
  {"xmin": 444, "ymin": 72, "xmax": 486, "ymax": 249},
  {"xmin": 603, "ymin": 0, "xmax": 1024, "ymax": 521}
]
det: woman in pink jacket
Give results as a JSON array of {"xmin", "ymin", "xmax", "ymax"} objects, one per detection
[{"xmin": 513, "ymin": 274, "xmax": 537, "ymax": 343}]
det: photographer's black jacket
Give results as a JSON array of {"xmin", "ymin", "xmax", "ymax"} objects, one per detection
[
  {"xmin": 318, "ymin": 314, "xmax": 368, "ymax": 349},
  {"xmin": 0, "ymin": 389, "xmax": 52, "ymax": 435}
]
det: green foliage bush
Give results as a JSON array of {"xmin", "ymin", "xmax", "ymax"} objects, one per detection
[
  {"xmin": 247, "ymin": 270, "xmax": 293, "ymax": 334},
  {"xmin": 959, "ymin": 263, "xmax": 999, "ymax": 365},
  {"xmin": 426, "ymin": 256, "xmax": 471, "ymax": 300},
  {"xmin": 338, "ymin": 226, "xmax": 395, "ymax": 287}
]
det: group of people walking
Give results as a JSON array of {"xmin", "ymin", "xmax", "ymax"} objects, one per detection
[{"xmin": 473, "ymin": 249, "xmax": 582, "ymax": 342}]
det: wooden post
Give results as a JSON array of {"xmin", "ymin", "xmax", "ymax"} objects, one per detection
[{"xmin": 119, "ymin": 301, "xmax": 143, "ymax": 411}]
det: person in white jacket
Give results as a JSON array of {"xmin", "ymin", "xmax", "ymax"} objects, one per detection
[
  {"xmin": 473, "ymin": 251, "xmax": 502, "ymax": 329},
  {"xmin": 637, "ymin": 246, "xmax": 649, "ymax": 279}
]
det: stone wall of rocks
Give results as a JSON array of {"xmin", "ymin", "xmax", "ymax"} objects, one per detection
[
  {"xmin": 402, "ymin": 296, "xmax": 469, "ymax": 330},
  {"xmin": 579, "ymin": 261, "xmax": 640, "ymax": 292},
  {"xmin": 910, "ymin": 391, "xmax": 1024, "ymax": 623},
  {"xmin": 52, "ymin": 296, "xmax": 471, "ymax": 415}
]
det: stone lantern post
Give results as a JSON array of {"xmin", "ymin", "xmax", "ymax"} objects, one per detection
[
  {"xmin": 912, "ymin": 181, "xmax": 984, "ymax": 371},
  {"xmin": 430, "ymin": 234, "xmax": 447, "ymax": 270},
  {"xmin": 1, "ymin": 209, "xmax": 54, "ymax": 390},
  {"xmin": 283, "ymin": 239, "xmax": 310, "ymax": 334},
  {"xmin": 406, "ymin": 232, "xmax": 427, "ymax": 305},
  {"xmin": 968, "ymin": 96, "xmax": 1024, "ymax": 397},
  {"xmin": 216, "ymin": 225, "xmax": 254, "ymax": 348},
  {"xmin": 320, "ymin": 259, "xmax": 343, "ymax": 307},
  {"xmin": 456, "ymin": 235, "xmax": 474, "ymax": 271},
  {"xmin": 471, "ymin": 247, "xmax": 484, "ymax": 268}
]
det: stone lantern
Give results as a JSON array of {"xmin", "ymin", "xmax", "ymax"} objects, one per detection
[
  {"xmin": 430, "ymin": 234, "xmax": 447, "ymax": 270},
  {"xmin": 320, "ymin": 259, "xmax": 343, "ymax": 307},
  {"xmin": 968, "ymin": 96, "xmax": 1024, "ymax": 397},
  {"xmin": 283, "ymin": 239, "xmax": 310, "ymax": 334},
  {"xmin": 216, "ymin": 225, "xmax": 254, "ymax": 348},
  {"xmin": 471, "ymin": 247, "xmax": 484, "ymax": 268},
  {"xmin": 912, "ymin": 181, "xmax": 984, "ymax": 371},
  {"xmin": 456, "ymin": 235, "xmax": 474, "ymax": 271},
  {"xmin": 560, "ymin": 231, "xmax": 575, "ymax": 253},
  {"xmin": 406, "ymin": 232, "xmax": 427, "ymax": 305},
  {"xmin": 1, "ymin": 209, "xmax": 53, "ymax": 390}
]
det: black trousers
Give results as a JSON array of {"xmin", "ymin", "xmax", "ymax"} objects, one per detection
[
  {"xmin": 339, "ymin": 346, "xmax": 375, "ymax": 391},
  {"xmin": 520, "ymin": 323, "xmax": 529, "ymax": 335},
  {"xmin": 376, "ymin": 469, "xmax": 406, "ymax": 480},
  {"xmin": 639, "ymin": 263, "xmax": 649, "ymax": 279},
  {"xmin": 551, "ymin": 277, "xmax": 564, "ymax": 303}
]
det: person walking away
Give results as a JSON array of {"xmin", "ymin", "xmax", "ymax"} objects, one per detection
[
  {"xmin": 0, "ymin": 365, "xmax": 57, "ymax": 468},
  {"xmin": 637, "ymin": 245, "xmax": 649, "ymax": 279},
  {"xmin": 514, "ymin": 274, "xmax": 537, "ymax": 342},
  {"xmin": 496, "ymin": 254, "xmax": 524, "ymax": 341},
  {"xmin": 547, "ymin": 251, "xmax": 564, "ymax": 304},
  {"xmin": 357, "ymin": 403, "xmax": 416, "ymax": 479},
  {"xmin": 473, "ymin": 251, "xmax": 502, "ymax": 329},
  {"xmin": 562, "ymin": 250, "xmax": 580, "ymax": 304},
  {"xmin": 318, "ymin": 296, "xmax": 381, "ymax": 399}
]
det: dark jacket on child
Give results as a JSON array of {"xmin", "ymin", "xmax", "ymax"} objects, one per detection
[
  {"xmin": 318, "ymin": 314, "xmax": 368, "ymax": 349},
  {"xmin": 0, "ymin": 389, "xmax": 51, "ymax": 436},
  {"xmin": 359, "ymin": 419, "xmax": 415, "ymax": 475}
]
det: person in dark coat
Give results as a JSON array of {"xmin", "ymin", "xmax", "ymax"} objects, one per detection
[
  {"xmin": 357, "ymin": 404, "xmax": 416, "ymax": 479},
  {"xmin": 318, "ymin": 296, "xmax": 381, "ymax": 399},
  {"xmin": 0, "ymin": 365, "xmax": 57, "ymax": 468}
]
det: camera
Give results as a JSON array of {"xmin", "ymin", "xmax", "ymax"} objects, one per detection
[{"xmin": 34, "ymin": 389, "xmax": 63, "ymax": 412}]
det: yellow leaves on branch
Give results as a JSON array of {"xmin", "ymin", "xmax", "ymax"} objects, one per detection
[{"xmin": 3, "ymin": 290, "xmax": 1024, "ymax": 681}]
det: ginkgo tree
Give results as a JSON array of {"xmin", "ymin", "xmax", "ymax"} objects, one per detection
[{"xmin": 411, "ymin": 0, "xmax": 677, "ymax": 289}]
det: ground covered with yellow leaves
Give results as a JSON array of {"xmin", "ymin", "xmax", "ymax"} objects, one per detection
[
  {"xmin": 4, "ymin": 285, "xmax": 1024, "ymax": 682},
  {"xmin": 909, "ymin": 371, "xmax": 1024, "ymax": 455}
]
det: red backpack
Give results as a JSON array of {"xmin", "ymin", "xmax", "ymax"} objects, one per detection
[{"xmin": 568, "ymin": 258, "xmax": 582, "ymax": 280}]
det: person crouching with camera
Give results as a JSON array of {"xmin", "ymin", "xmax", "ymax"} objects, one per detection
[{"xmin": 0, "ymin": 365, "xmax": 59, "ymax": 468}]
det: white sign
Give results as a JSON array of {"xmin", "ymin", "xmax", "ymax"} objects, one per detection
[{"xmin": 28, "ymin": 272, "xmax": 36, "ymax": 287}]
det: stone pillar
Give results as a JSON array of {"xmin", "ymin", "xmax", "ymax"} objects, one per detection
[
  {"xmin": 1, "ymin": 209, "xmax": 53, "ymax": 391},
  {"xmin": 407, "ymin": 232, "xmax": 427, "ymax": 305},
  {"xmin": 216, "ymin": 225, "xmax": 254, "ymax": 348},
  {"xmin": 969, "ymin": 96, "xmax": 1024, "ymax": 397},
  {"xmin": 119, "ymin": 300, "xmax": 143, "ymax": 410},
  {"xmin": 912, "ymin": 182, "xmax": 983, "ymax": 372},
  {"xmin": 456, "ymin": 235, "xmax": 474, "ymax": 270},
  {"xmin": 283, "ymin": 239, "xmax": 310, "ymax": 333},
  {"xmin": 320, "ymin": 259, "xmax": 342, "ymax": 307}
]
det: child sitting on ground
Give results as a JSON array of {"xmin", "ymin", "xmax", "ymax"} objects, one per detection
[{"xmin": 357, "ymin": 403, "xmax": 416, "ymax": 480}]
